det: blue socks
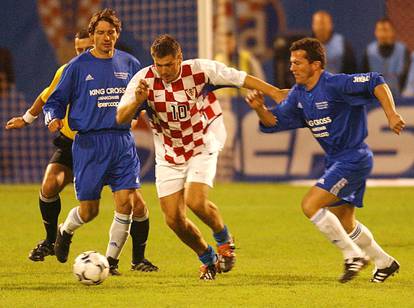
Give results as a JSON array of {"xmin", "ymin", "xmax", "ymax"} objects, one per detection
[
  {"xmin": 213, "ymin": 225, "xmax": 230, "ymax": 246},
  {"xmin": 199, "ymin": 245, "xmax": 217, "ymax": 265}
]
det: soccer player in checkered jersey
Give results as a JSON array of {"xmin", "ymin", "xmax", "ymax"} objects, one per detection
[
  {"xmin": 43, "ymin": 9, "xmax": 158, "ymax": 274},
  {"xmin": 117, "ymin": 34, "xmax": 288, "ymax": 280},
  {"xmin": 246, "ymin": 38, "xmax": 405, "ymax": 283}
]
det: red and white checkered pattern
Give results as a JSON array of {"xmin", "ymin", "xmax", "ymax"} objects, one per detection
[
  {"xmin": 121, "ymin": 58, "xmax": 244, "ymax": 165},
  {"xmin": 143, "ymin": 63, "xmax": 210, "ymax": 164}
]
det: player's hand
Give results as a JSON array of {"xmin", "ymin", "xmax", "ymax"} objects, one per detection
[
  {"xmin": 5, "ymin": 116, "xmax": 26, "ymax": 130},
  {"xmin": 388, "ymin": 113, "xmax": 405, "ymax": 135},
  {"xmin": 48, "ymin": 118, "xmax": 63, "ymax": 132},
  {"xmin": 135, "ymin": 79, "xmax": 149, "ymax": 105},
  {"xmin": 245, "ymin": 90, "xmax": 265, "ymax": 110}
]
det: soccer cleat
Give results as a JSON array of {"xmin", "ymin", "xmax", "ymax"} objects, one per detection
[
  {"xmin": 371, "ymin": 260, "xmax": 400, "ymax": 283},
  {"xmin": 199, "ymin": 259, "xmax": 220, "ymax": 280},
  {"xmin": 131, "ymin": 259, "xmax": 159, "ymax": 272},
  {"xmin": 107, "ymin": 257, "xmax": 121, "ymax": 276},
  {"xmin": 217, "ymin": 237, "xmax": 236, "ymax": 273},
  {"xmin": 28, "ymin": 240, "xmax": 55, "ymax": 261},
  {"xmin": 339, "ymin": 256, "xmax": 369, "ymax": 283},
  {"xmin": 54, "ymin": 224, "xmax": 73, "ymax": 263}
]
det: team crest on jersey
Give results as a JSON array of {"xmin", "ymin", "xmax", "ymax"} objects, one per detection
[
  {"xmin": 185, "ymin": 87, "xmax": 197, "ymax": 100},
  {"xmin": 114, "ymin": 72, "xmax": 129, "ymax": 80},
  {"xmin": 315, "ymin": 101, "xmax": 329, "ymax": 110}
]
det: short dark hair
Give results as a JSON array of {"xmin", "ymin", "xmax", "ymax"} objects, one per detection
[
  {"xmin": 290, "ymin": 37, "xmax": 326, "ymax": 68},
  {"xmin": 151, "ymin": 34, "xmax": 182, "ymax": 58},
  {"xmin": 75, "ymin": 29, "xmax": 89, "ymax": 40},
  {"xmin": 88, "ymin": 8, "xmax": 122, "ymax": 34},
  {"xmin": 376, "ymin": 17, "xmax": 393, "ymax": 27}
]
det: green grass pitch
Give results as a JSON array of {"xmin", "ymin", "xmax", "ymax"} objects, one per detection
[{"xmin": 0, "ymin": 183, "xmax": 413, "ymax": 307}]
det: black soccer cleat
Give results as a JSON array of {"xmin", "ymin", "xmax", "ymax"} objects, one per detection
[
  {"xmin": 339, "ymin": 256, "xmax": 369, "ymax": 283},
  {"xmin": 131, "ymin": 259, "xmax": 159, "ymax": 272},
  {"xmin": 107, "ymin": 256, "xmax": 121, "ymax": 276},
  {"xmin": 54, "ymin": 224, "xmax": 73, "ymax": 263},
  {"xmin": 371, "ymin": 260, "xmax": 400, "ymax": 283},
  {"xmin": 28, "ymin": 240, "xmax": 55, "ymax": 262}
]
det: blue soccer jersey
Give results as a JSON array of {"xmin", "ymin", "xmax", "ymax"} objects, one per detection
[
  {"xmin": 260, "ymin": 71, "xmax": 385, "ymax": 160},
  {"xmin": 260, "ymin": 71, "xmax": 385, "ymax": 206},
  {"xmin": 43, "ymin": 49, "xmax": 142, "ymax": 200},
  {"xmin": 44, "ymin": 49, "xmax": 141, "ymax": 132}
]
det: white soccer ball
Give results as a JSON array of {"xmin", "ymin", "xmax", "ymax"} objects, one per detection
[{"xmin": 73, "ymin": 251, "xmax": 109, "ymax": 285}]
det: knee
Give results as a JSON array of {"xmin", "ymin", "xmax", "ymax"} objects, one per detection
[
  {"xmin": 79, "ymin": 205, "xmax": 99, "ymax": 222},
  {"xmin": 165, "ymin": 213, "xmax": 186, "ymax": 232},
  {"xmin": 186, "ymin": 195, "xmax": 206, "ymax": 213},
  {"xmin": 41, "ymin": 177, "xmax": 60, "ymax": 198},
  {"xmin": 301, "ymin": 198, "xmax": 319, "ymax": 218},
  {"xmin": 131, "ymin": 195, "xmax": 147, "ymax": 218}
]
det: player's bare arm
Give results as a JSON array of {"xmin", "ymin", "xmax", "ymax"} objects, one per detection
[
  {"xmin": 243, "ymin": 75, "xmax": 289, "ymax": 104},
  {"xmin": 47, "ymin": 118, "xmax": 64, "ymax": 133},
  {"xmin": 5, "ymin": 93, "xmax": 45, "ymax": 129},
  {"xmin": 373, "ymin": 83, "xmax": 406, "ymax": 135},
  {"xmin": 245, "ymin": 90, "xmax": 277, "ymax": 127},
  {"xmin": 116, "ymin": 79, "xmax": 148, "ymax": 124}
]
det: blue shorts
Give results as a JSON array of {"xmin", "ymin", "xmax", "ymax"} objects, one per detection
[
  {"xmin": 315, "ymin": 153, "xmax": 373, "ymax": 208},
  {"xmin": 73, "ymin": 130, "xmax": 141, "ymax": 201}
]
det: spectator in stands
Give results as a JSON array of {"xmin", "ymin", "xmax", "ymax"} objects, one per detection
[
  {"xmin": 215, "ymin": 30, "xmax": 265, "ymax": 92},
  {"xmin": 312, "ymin": 10, "xmax": 357, "ymax": 74},
  {"xmin": 362, "ymin": 17, "xmax": 410, "ymax": 96},
  {"xmin": 0, "ymin": 47, "xmax": 15, "ymax": 96},
  {"xmin": 402, "ymin": 52, "xmax": 414, "ymax": 97}
]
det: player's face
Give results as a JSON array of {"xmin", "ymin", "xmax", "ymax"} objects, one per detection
[
  {"xmin": 153, "ymin": 53, "xmax": 183, "ymax": 83},
  {"xmin": 74, "ymin": 37, "xmax": 93, "ymax": 55},
  {"xmin": 91, "ymin": 20, "xmax": 119, "ymax": 56},
  {"xmin": 312, "ymin": 13, "xmax": 333, "ymax": 43},
  {"xmin": 375, "ymin": 22, "xmax": 395, "ymax": 45},
  {"xmin": 290, "ymin": 50, "xmax": 320, "ymax": 86}
]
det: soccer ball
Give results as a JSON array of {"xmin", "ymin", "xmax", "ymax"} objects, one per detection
[{"xmin": 73, "ymin": 251, "xmax": 109, "ymax": 285}]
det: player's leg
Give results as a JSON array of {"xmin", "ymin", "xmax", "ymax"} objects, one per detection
[
  {"xmin": 160, "ymin": 190, "xmax": 219, "ymax": 279},
  {"xmin": 30, "ymin": 137, "xmax": 73, "ymax": 261},
  {"xmin": 302, "ymin": 186, "xmax": 367, "ymax": 282},
  {"xmin": 54, "ymin": 133, "xmax": 106, "ymax": 263},
  {"xmin": 185, "ymin": 151, "xmax": 235, "ymax": 273},
  {"xmin": 103, "ymin": 189, "xmax": 134, "ymax": 275},
  {"xmin": 330, "ymin": 205, "xmax": 399, "ymax": 282},
  {"xmin": 129, "ymin": 189, "xmax": 158, "ymax": 272}
]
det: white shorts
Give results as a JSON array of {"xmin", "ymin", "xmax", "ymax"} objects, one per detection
[{"xmin": 155, "ymin": 150, "xmax": 218, "ymax": 198}]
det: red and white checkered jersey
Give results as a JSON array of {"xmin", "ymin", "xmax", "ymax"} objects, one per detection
[{"xmin": 120, "ymin": 59, "xmax": 246, "ymax": 165}]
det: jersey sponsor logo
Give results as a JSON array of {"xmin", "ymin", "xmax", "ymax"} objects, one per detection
[
  {"xmin": 315, "ymin": 101, "xmax": 329, "ymax": 110},
  {"xmin": 97, "ymin": 102, "xmax": 119, "ymax": 108},
  {"xmin": 85, "ymin": 74, "xmax": 94, "ymax": 81},
  {"xmin": 114, "ymin": 72, "xmax": 129, "ymax": 80},
  {"xmin": 353, "ymin": 75, "xmax": 370, "ymax": 83},
  {"xmin": 89, "ymin": 87, "xmax": 126, "ymax": 96},
  {"xmin": 297, "ymin": 102, "xmax": 303, "ymax": 109},
  {"xmin": 306, "ymin": 116, "xmax": 332, "ymax": 127}
]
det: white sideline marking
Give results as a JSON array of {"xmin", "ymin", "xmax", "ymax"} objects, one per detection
[{"xmin": 289, "ymin": 178, "xmax": 414, "ymax": 187}]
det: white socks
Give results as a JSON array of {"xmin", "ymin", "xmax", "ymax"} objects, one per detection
[
  {"xmin": 61, "ymin": 206, "xmax": 84, "ymax": 234},
  {"xmin": 349, "ymin": 222, "xmax": 393, "ymax": 269},
  {"xmin": 106, "ymin": 212, "xmax": 132, "ymax": 260},
  {"xmin": 311, "ymin": 208, "xmax": 363, "ymax": 260}
]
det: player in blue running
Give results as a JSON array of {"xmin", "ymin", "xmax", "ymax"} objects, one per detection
[
  {"xmin": 246, "ymin": 37, "xmax": 405, "ymax": 283},
  {"xmin": 43, "ymin": 8, "xmax": 157, "ymax": 274}
]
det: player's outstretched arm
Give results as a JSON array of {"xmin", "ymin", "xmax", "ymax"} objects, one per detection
[
  {"xmin": 5, "ymin": 92, "xmax": 45, "ymax": 129},
  {"xmin": 243, "ymin": 75, "xmax": 289, "ymax": 104},
  {"xmin": 374, "ymin": 83, "xmax": 406, "ymax": 135},
  {"xmin": 117, "ymin": 79, "xmax": 148, "ymax": 124},
  {"xmin": 245, "ymin": 90, "xmax": 277, "ymax": 127}
]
